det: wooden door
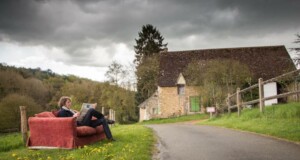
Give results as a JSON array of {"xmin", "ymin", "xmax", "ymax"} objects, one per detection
[{"xmin": 190, "ymin": 96, "xmax": 200, "ymax": 112}]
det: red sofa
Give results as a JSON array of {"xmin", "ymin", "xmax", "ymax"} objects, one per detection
[{"xmin": 27, "ymin": 111, "xmax": 106, "ymax": 149}]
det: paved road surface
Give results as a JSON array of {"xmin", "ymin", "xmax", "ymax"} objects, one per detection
[{"xmin": 147, "ymin": 124, "xmax": 300, "ymax": 160}]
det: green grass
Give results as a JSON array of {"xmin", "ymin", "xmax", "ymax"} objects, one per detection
[
  {"xmin": 200, "ymin": 102, "xmax": 300, "ymax": 142},
  {"xmin": 0, "ymin": 124, "xmax": 155, "ymax": 160},
  {"xmin": 139, "ymin": 113, "xmax": 208, "ymax": 125},
  {"xmin": 0, "ymin": 133, "xmax": 24, "ymax": 152}
]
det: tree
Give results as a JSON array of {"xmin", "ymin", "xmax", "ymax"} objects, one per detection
[
  {"xmin": 203, "ymin": 60, "xmax": 251, "ymax": 108},
  {"xmin": 105, "ymin": 61, "xmax": 126, "ymax": 86},
  {"xmin": 292, "ymin": 33, "xmax": 300, "ymax": 65},
  {"xmin": 184, "ymin": 59, "xmax": 252, "ymax": 109},
  {"xmin": 134, "ymin": 24, "xmax": 167, "ymax": 105},
  {"xmin": 183, "ymin": 60, "xmax": 206, "ymax": 86},
  {"xmin": 0, "ymin": 94, "xmax": 41, "ymax": 131},
  {"xmin": 97, "ymin": 83, "xmax": 137, "ymax": 123},
  {"xmin": 134, "ymin": 24, "xmax": 167, "ymax": 65},
  {"xmin": 119, "ymin": 62, "xmax": 137, "ymax": 91},
  {"xmin": 136, "ymin": 56, "xmax": 159, "ymax": 102},
  {"xmin": 293, "ymin": 33, "xmax": 300, "ymax": 52},
  {"xmin": 0, "ymin": 64, "xmax": 139, "ymax": 124}
]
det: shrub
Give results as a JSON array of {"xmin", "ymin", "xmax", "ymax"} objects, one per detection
[{"xmin": 0, "ymin": 94, "xmax": 42, "ymax": 132}]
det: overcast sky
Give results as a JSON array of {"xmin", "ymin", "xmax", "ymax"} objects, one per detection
[{"xmin": 0, "ymin": 0, "xmax": 300, "ymax": 82}]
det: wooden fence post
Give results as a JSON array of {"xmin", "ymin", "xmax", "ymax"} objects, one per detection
[
  {"xmin": 102, "ymin": 107, "xmax": 105, "ymax": 114},
  {"xmin": 108, "ymin": 109, "xmax": 110, "ymax": 120},
  {"xmin": 20, "ymin": 106, "xmax": 28, "ymax": 145},
  {"xmin": 109, "ymin": 109, "xmax": 112, "ymax": 120},
  {"xmin": 216, "ymin": 102, "xmax": 219, "ymax": 116},
  {"xmin": 258, "ymin": 78, "xmax": 265, "ymax": 113},
  {"xmin": 113, "ymin": 110, "xmax": 116, "ymax": 121},
  {"xmin": 236, "ymin": 88, "xmax": 241, "ymax": 117},
  {"xmin": 295, "ymin": 80, "xmax": 299, "ymax": 102},
  {"xmin": 227, "ymin": 93, "xmax": 231, "ymax": 114},
  {"xmin": 297, "ymin": 81, "xmax": 299, "ymax": 102}
]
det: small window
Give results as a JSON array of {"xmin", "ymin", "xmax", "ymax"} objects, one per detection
[
  {"xmin": 152, "ymin": 108, "xmax": 158, "ymax": 114},
  {"xmin": 177, "ymin": 84, "xmax": 185, "ymax": 95}
]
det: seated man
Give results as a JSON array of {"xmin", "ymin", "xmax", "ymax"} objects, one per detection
[{"xmin": 57, "ymin": 96, "xmax": 115, "ymax": 141}]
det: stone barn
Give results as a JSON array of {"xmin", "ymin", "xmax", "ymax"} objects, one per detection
[{"xmin": 138, "ymin": 45, "xmax": 296, "ymax": 121}]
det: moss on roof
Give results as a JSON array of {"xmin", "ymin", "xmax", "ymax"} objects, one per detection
[{"xmin": 158, "ymin": 45, "xmax": 296, "ymax": 87}]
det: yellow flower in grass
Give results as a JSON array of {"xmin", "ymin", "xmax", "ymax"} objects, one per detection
[
  {"xmin": 11, "ymin": 153, "xmax": 17, "ymax": 157},
  {"xmin": 107, "ymin": 143, "xmax": 113, "ymax": 146}
]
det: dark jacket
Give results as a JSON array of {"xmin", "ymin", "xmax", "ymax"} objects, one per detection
[{"xmin": 58, "ymin": 108, "xmax": 74, "ymax": 117}]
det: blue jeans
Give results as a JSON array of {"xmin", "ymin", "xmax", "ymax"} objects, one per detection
[{"xmin": 78, "ymin": 108, "xmax": 113, "ymax": 139}]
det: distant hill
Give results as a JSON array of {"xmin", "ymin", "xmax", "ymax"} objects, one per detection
[{"xmin": 0, "ymin": 63, "xmax": 138, "ymax": 132}]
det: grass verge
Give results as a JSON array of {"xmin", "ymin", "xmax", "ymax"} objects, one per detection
[
  {"xmin": 0, "ymin": 124, "xmax": 155, "ymax": 160},
  {"xmin": 200, "ymin": 102, "xmax": 300, "ymax": 142},
  {"xmin": 139, "ymin": 113, "xmax": 208, "ymax": 125}
]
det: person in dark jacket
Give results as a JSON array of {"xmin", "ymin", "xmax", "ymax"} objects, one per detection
[{"xmin": 57, "ymin": 96, "xmax": 115, "ymax": 141}]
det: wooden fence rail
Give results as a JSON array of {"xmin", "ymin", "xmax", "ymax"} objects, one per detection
[
  {"xmin": 227, "ymin": 69, "xmax": 300, "ymax": 116},
  {"xmin": 263, "ymin": 69, "xmax": 300, "ymax": 84},
  {"xmin": 263, "ymin": 90, "xmax": 300, "ymax": 101}
]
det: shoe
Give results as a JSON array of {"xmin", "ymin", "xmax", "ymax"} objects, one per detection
[
  {"xmin": 107, "ymin": 119, "xmax": 115, "ymax": 124},
  {"xmin": 108, "ymin": 138, "xmax": 116, "ymax": 142}
]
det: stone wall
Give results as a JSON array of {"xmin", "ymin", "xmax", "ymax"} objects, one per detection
[
  {"xmin": 157, "ymin": 86, "xmax": 202, "ymax": 118},
  {"xmin": 138, "ymin": 92, "xmax": 159, "ymax": 121},
  {"xmin": 139, "ymin": 108, "xmax": 147, "ymax": 122}
]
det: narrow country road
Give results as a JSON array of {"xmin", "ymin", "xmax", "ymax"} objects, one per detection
[{"xmin": 147, "ymin": 124, "xmax": 300, "ymax": 160}]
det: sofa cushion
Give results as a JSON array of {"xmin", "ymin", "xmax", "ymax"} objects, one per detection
[
  {"xmin": 76, "ymin": 126, "xmax": 96, "ymax": 137},
  {"xmin": 95, "ymin": 125, "xmax": 104, "ymax": 134},
  {"xmin": 35, "ymin": 112, "xmax": 56, "ymax": 118}
]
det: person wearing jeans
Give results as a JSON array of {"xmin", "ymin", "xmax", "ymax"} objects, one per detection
[
  {"xmin": 79, "ymin": 108, "xmax": 113, "ymax": 140},
  {"xmin": 57, "ymin": 96, "xmax": 115, "ymax": 141}
]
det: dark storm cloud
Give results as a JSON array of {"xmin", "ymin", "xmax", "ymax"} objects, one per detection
[
  {"xmin": 0, "ymin": 0, "xmax": 300, "ymax": 66},
  {"xmin": 156, "ymin": 0, "xmax": 300, "ymax": 39},
  {"xmin": 214, "ymin": 0, "xmax": 300, "ymax": 35}
]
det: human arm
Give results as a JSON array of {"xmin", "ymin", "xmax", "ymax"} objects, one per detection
[
  {"xmin": 58, "ymin": 109, "xmax": 76, "ymax": 117},
  {"xmin": 73, "ymin": 112, "xmax": 80, "ymax": 118}
]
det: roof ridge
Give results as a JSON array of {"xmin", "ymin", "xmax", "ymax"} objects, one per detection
[{"xmin": 166, "ymin": 45, "xmax": 285, "ymax": 53}]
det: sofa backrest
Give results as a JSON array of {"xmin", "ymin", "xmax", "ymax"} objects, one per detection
[
  {"xmin": 51, "ymin": 110, "xmax": 59, "ymax": 117},
  {"xmin": 35, "ymin": 111, "xmax": 56, "ymax": 118}
]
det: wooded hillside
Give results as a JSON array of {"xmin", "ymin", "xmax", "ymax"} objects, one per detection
[{"xmin": 0, "ymin": 63, "xmax": 137, "ymax": 132}]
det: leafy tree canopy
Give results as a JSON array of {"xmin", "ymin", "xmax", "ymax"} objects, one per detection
[
  {"xmin": 136, "ymin": 56, "xmax": 159, "ymax": 101},
  {"xmin": 133, "ymin": 24, "xmax": 167, "ymax": 105},
  {"xmin": 184, "ymin": 59, "xmax": 252, "ymax": 107},
  {"xmin": 134, "ymin": 24, "xmax": 167, "ymax": 65},
  {"xmin": 0, "ymin": 64, "xmax": 138, "ymax": 130},
  {"xmin": 105, "ymin": 61, "xmax": 126, "ymax": 86},
  {"xmin": 292, "ymin": 33, "xmax": 300, "ymax": 65}
]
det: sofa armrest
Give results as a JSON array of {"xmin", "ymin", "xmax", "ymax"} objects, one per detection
[{"xmin": 28, "ymin": 117, "xmax": 77, "ymax": 149}]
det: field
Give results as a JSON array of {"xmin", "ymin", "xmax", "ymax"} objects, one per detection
[
  {"xmin": 200, "ymin": 103, "xmax": 300, "ymax": 142},
  {"xmin": 0, "ymin": 125, "xmax": 154, "ymax": 160},
  {"xmin": 1, "ymin": 103, "xmax": 299, "ymax": 159}
]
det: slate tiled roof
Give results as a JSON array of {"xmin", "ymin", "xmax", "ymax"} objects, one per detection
[{"xmin": 158, "ymin": 45, "xmax": 296, "ymax": 87}]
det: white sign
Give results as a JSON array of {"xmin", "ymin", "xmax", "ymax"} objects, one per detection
[
  {"xmin": 206, "ymin": 107, "xmax": 215, "ymax": 113},
  {"xmin": 263, "ymin": 82, "xmax": 278, "ymax": 106}
]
